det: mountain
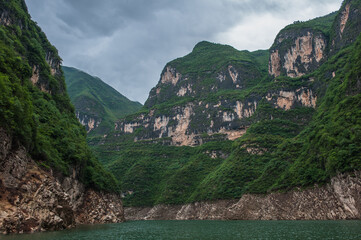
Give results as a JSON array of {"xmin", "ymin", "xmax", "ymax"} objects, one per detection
[
  {"xmin": 0, "ymin": 0, "xmax": 123, "ymax": 234},
  {"xmin": 63, "ymin": 66, "xmax": 142, "ymax": 135},
  {"xmin": 93, "ymin": 0, "xmax": 361, "ymax": 219}
]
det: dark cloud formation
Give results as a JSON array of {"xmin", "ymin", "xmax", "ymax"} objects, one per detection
[{"xmin": 25, "ymin": 0, "xmax": 342, "ymax": 103}]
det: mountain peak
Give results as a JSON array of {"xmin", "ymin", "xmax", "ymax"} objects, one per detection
[{"xmin": 192, "ymin": 41, "xmax": 237, "ymax": 53}]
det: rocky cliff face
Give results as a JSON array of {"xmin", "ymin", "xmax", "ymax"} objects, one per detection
[
  {"xmin": 29, "ymin": 52, "xmax": 62, "ymax": 95},
  {"xmin": 114, "ymin": 85, "xmax": 316, "ymax": 146},
  {"xmin": 108, "ymin": 43, "xmax": 317, "ymax": 147},
  {"xmin": 269, "ymin": 29, "xmax": 328, "ymax": 78},
  {"xmin": 0, "ymin": 128, "xmax": 124, "ymax": 234},
  {"xmin": 125, "ymin": 171, "xmax": 361, "ymax": 220},
  {"xmin": 146, "ymin": 61, "xmax": 263, "ymax": 108},
  {"xmin": 331, "ymin": 0, "xmax": 361, "ymax": 54},
  {"xmin": 269, "ymin": 1, "xmax": 361, "ymax": 78},
  {"xmin": 76, "ymin": 112, "xmax": 102, "ymax": 133}
]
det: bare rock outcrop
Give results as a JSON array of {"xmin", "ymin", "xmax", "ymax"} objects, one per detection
[
  {"xmin": 113, "ymin": 100, "xmax": 255, "ymax": 146},
  {"xmin": 0, "ymin": 10, "xmax": 12, "ymax": 26},
  {"xmin": 266, "ymin": 87, "xmax": 317, "ymax": 110},
  {"xmin": 269, "ymin": 29, "xmax": 327, "ymax": 78},
  {"xmin": 331, "ymin": 0, "xmax": 361, "ymax": 54},
  {"xmin": 76, "ymin": 112, "xmax": 102, "ymax": 133},
  {"xmin": 111, "ymin": 86, "xmax": 316, "ymax": 147},
  {"xmin": 0, "ymin": 128, "xmax": 124, "ymax": 234},
  {"xmin": 125, "ymin": 171, "xmax": 361, "ymax": 220}
]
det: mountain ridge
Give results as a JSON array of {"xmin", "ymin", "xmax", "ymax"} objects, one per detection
[
  {"xmin": 90, "ymin": 0, "xmax": 361, "ymax": 211},
  {"xmin": 63, "ymin": 66, "xmax": 142, "ymax": 135}
]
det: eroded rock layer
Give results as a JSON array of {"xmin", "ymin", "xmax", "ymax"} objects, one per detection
[
  {"xmin": 0, "ymin": 128, "xmax": 124, "ymax": 234},
  {"xmin": 112, "ymin": 85, "xmax": 316, "ymax": 146},
  {"xmin": 125, "ymin": 172, "xmax": 361, "ymax": 220},
  {"xmin": 331, "ymin": 0, "xmax": 361, "ymax": 54},
  {"xmin": 269, "ymin": 29, "xmax": 327, "ymax": 78}
]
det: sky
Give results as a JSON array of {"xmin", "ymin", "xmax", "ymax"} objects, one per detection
[{"xmin": 25, "ymin": 0, "xmax": 342, "ymax": 104}]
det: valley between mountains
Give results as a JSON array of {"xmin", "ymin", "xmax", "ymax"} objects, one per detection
[{"xmin": 1, "ymin": 0, "xmax": 361, "ymax": 234}]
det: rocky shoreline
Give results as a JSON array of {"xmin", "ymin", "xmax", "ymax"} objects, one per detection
[
  {"xmin": 0, "ymin": 128, "xmax": 124, "ymax": 234},
  {"xmin": 125, "ymin": 171, "xmax": 361, "ymax": 221}
]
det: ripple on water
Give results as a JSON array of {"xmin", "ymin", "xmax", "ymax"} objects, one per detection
[{"xmin": 3, "ymin": 220, "xmax": 361, "ymax": 240}]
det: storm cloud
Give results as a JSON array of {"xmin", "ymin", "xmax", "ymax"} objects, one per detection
[{"xmin": 25, "ymin": 0, "xmax": 342, "ymax": 103}]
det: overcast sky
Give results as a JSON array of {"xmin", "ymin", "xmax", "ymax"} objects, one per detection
[{"xmin": 25, "ymin": 0, "xmax": 342, "ymax": 104}]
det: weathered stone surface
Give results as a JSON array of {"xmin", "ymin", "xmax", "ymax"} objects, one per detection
[
  {"xmin": 0, "ymin": 10, "xmax": 12, "ymax": 26},
  {"xmin": 112, "ymin": 86, "xmax": 316, "ymax": 147},
  {"xmin": 269, "ymin": 29, "xmax": 327, "ymax": 78},
  {"xmin": 0, "ymin": 128, "xmax": 124, "ymax": 234},
  {"xmin": 125, "ymin": 171, "xmax": 361, "ymax": 220},
  {"xmin": 76, "ymin": 190, "xmax": 124, "ymax": 224},
  {"xmin": 76, "ymin": 112, "xmax": 102, "ymax": 133},
  {"xmin": 266, "ymin": 87, "xmax": 317, "ymax": 110},
  {"xmin": 45, "ymin": 51, "xmax": 61, "ymax": 77},
  {"xmin": 331, "ymin": 0, "xmax": 361, "ymax": 54}
]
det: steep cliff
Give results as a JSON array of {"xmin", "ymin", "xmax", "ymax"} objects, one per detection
[
  {"xmin": 134, "ymin": 42, "xmax": 268, "ymax": 145},
  {"xmin": 269, "ymin": 12, "xmax": 336, "ymax": 78},
  {"xmin": 107, "ymin": 42, "xmax": 316, "ymax": 147},
  {"xmin": 92, "ymin": 0, "xmax": 361, "ymax": 209},
  {"xmin": 63, "ymin": 66, "xmax": 142, "ymax": 135},
  {"xmin": 269, "ymin": 0, "xmax": 361, "ymax": 78},
  {"xmin": 330, "ymin": 0, "xmax": 361, "ymax": 54},
  {"xmin": 0, "ymin": 0, "xmax": 123, "ymax": 233}
]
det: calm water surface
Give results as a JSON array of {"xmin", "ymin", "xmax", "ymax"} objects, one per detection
[{"xmin": 3, "ymin": 220, "xmax": 361, "ymax": 240}]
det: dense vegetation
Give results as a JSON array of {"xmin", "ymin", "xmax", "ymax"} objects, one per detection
[
  {"xmin": 63, "ymin": 66, "xmax": 142, "ymax": 136},
  {"xmin": 169, "ymin": 41, "xmax": 257, "ymax": 74},
  {"xmin": 281, "ymin": 12, "xmax": 337, "ymax": 37},
  {"xmin": 144, "ymin": 41, "xmax": 269, "ymax": 109},
  {"xmin": 90, "ymin": 1, "xmax": 361, "ymax": 207},
  {"xmin": 92, "ymin": 138, "xmax": 233, "ymax": 206},
  {"xmin": 193, "ymin": 38, "xmax": 361, "ymax": 199},
  {"xmin": 0, "ymin": 0, "xmax": 119, "ymax": 192}
]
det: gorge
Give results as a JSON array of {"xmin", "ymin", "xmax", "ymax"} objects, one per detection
[{"xmin": 1, "ymin": 0, "xmax": 361, "ymax": 236}]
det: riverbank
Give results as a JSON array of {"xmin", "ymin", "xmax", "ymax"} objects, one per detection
[
  {"xmin": 125, "ymin": 171, "xmax": 361, "ymax": 220},
  {"xmin": 0, "ymin": 128, "xmax": 124, "ymax": 234}
]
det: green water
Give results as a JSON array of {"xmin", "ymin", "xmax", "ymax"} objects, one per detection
[{"xmin": 3, "ymin": 220, "xmax": 361, "ymax": 240}]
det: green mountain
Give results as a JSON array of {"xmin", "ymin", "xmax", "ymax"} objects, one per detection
[
  {"xmin": 0, "ymin": 0, "xmax": 118, "ymax": 192},
  {"xmin": 93, "ymin": 0, "xmax": 361, "ymax": 207},
  {"xmin": 63, "ymin": 66, "xmax": 142, "ymax": 136}
]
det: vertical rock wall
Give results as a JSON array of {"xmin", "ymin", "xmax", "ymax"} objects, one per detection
[{"xmin": 269, "ymin": 30, "xmax": 327, "ymax": 78}]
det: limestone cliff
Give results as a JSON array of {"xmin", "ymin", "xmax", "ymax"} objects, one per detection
[
  {"xmin": 269, "ymin": 29, "xmax": 328, "ymax": 78},
  {"xmin": 106, "ymin": 43, "xmax": 317, "ymax": 147},
  {"xmin": 114, "ymin": 85, "xmax": 316, "ymax": 146},
  {"xmin": 330, "ymin": 0, "xmax": 361, "ymax": 54},
  {"xmin": 0, "ymin": 128, "xmax": 124, "ymax": 234},
  {"xmin": 76, "ymin": 112, "xmax": 102, "ymax": 133},
  {"xmin": 267, "ymin": 10, "xmax": 338, "ymax": 79},
  {"xmin": 269, "ymin": 1, "xmax": 361, "ymax": 78},
  {"xmin": 125, "ymin": 172, "xmax": 361, "ymax": 220}
]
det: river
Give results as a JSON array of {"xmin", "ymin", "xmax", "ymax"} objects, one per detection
[{"xmin": 3, "ymin": 220, "xmax": 361, "ymax": 239}]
